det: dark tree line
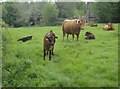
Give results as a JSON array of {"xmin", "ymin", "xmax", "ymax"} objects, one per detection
[
  {"xmin": 90, "ymin": 2, "xmax": 120, "ymax": 23},
  {"xmin": 1, "ymin": 2, "xmax": 119, "ymax": 27}
]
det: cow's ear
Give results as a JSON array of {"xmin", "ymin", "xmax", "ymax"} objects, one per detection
[
  {"xmin": 55, "ymin": 36, "xmax": 58, "ymax": 39},
  {"xmin": 50, "ymin": 30, "xmax": 53, "ymax": 32},
  {"xmin": 46, "ymin": 36, "xmax": 50, "ymax": 40},
  {"xmin": 77, "ymin": 20, "xmax": 80, "ymax": 24}
]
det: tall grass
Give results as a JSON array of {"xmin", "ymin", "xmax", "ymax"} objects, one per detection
[{"xmin": 2, "ymin": 24, "xmax": 118, "ymax": 87}]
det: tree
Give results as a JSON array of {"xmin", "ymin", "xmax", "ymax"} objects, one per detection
[
  {"xmin": 42, "ymin": 3, "xmax": 58, "ymax": 26},
  {"xmin": 55, "ymin": 2, "xmax": 76, "ymax": 18},
  {"xmin": 55, "ymin": 2, "xmax": 86, "ymax": 19},
  {"xmin": 2, "ymin": 2, "xmax": 19, "ymax": 27},
  {"xmin": 90, "ymin": 2, "xmax": 119, "ymax": 23},
  {"xmin": 2, "ymin": 2, "xmax": 45, "ymax": 27}
]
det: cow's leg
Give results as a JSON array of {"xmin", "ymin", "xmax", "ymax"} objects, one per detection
[
  {"xmin": 43, "ymin": 48, "xmax": 46, "ymax": 60},
  {"xmin": 72, "ymin": 34, "xmax": 74, "ymax": 41},
  {"xmin": 63, "ymin": 31, "xmax": 66, "ymax": 41},
  {"xmin": 76, "ymin": 34, "xmax": 79, "ymax": 41},
  {"xmin": 49, "ymin": 50, "xmax": 51, "ymax": 61},
  {"xmin": 51, "ymin": 48, "xmax": 54, "ymax": 55},
  {"xmin": 67, "ymin": 34, "xmax": 69, "ymax": 40},
  {"xmin": 46, "ymin": 51, "xmax": 48, "ymax": 55}
]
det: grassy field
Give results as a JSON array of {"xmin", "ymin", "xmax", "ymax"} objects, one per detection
[{"xmin": 2, "ymin": 24, "xmax": 118, "ymax": 87}]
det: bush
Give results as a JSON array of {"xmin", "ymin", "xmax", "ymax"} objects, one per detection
[
  {"xmin": 42, "ymin": 3, "xmax": 58, "ymax": 26},
  {"xmin": 0, "ymin": 21, "xmax": 8, "ymax": 29}
]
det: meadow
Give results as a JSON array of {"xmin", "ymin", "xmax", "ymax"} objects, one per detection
[{"xmin": 2, "ymin": 24, "xmax": 118, "ymax": 87}]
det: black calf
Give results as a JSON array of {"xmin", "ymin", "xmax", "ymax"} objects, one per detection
[
  {"xmin": 85, "ymin": 32, "xmax": 95, "ymax": 40},
  {"xmin": 17, "ymin": 36, "xmax": 32, "ymax": 42}
]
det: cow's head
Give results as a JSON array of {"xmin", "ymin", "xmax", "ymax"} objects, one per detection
[
  {"xmin": 46, "ymin": 31, "xmax": 58, "ymax": 45},
  {"xmin": 28, "ymin": 36, "xmax": 32, "ymax": 39},
  {"xmin": 76, "ymin": 19, "xmax": 87, "ymax": 30},
  {"xmin": 85, "ymin": 32, "xmax": 91, "ymax": 36},
  {"xmin": 107, "ymin": 23, "xmax": 113, "ymax": 29}
]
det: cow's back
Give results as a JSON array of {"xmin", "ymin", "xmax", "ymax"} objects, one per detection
[{"xmin": 63, "ymin": 21, "xmax": 80, "ymax": 34}]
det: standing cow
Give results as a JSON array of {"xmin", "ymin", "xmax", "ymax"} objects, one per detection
[
  {"xmin": 62, "ymin": 19, "xmax": 86, "ymax": 41},
  {"xmin": 43, "ymin": 30, "xmax": 58, "ymax": 60},
  {"xmin": 103, "ymin": 23, "xmax": 114, "ymax": 31}
]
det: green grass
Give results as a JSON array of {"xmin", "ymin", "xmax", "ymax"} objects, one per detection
[{"xmin": 2, "ymin": 24, "xmax": 118, "ymax": 87}]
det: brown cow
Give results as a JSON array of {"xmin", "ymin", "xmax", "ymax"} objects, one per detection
[
  {"xmin": 103, "ymin": 23, "xmax": 114, "ymax": 31},
  {"xmin": 62, "ymin": 19, "xmax": 86, "ymax": 41},
  {"xmin": 43, "ymin": 30, "xmax": 58, "ymax": 60}
]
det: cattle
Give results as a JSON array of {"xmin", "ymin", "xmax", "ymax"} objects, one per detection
[
  {"xmin": 43, "ymin": 30, "xmax": 58, "ymax": 60},
  {"xmin": 85, "ymin": 32, "xmax": 95, "ymax": 40},
  {"xmin": 85, "ymin": 22, "xmax": 97, "ymax": 27},
  {"xmin": 17, "ymin": 36, "xmax": 32, "ymax": 42},
  {"xmin": 85, "ymin": 23, "xmax": 91, "ymax": 26},
  {"xmin": 62, "ymin": 19, "xmax": 86, "ymax": 41},
  {"xmin": 90, "ymin": 23, "xmax": 98, "ymax": 27},
  {"xmin": 103, "ymin": 23, "xmax": 114, "ymax": 31},
  {"xmin": 64, "ymin": 19, "xmax": 77, "ymax": 22}
]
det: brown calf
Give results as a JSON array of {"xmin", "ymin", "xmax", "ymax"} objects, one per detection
[
  {"xmin": 103, "ymin": 23, "xmax": 114, "ymax": 31},
  {"xmin": 43, "ymin": 31, "xmax": 58, "ymax": 60}
]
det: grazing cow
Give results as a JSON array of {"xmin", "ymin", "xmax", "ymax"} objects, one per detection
[
  {"xmin": 85, "ymin": 32, "xmax": 95, "ymax": 40},
  {"xmin": 103, "ymin": 23, "xmax": 114, "ymax": 31},
  {"xmin": 85, "ymin": 22, "xmax": 97, "ymax": 27},
  {"xmin": 43, "ymin": 30, "xmax": 58, "ymax": 60},
  {"xmin": 17, "ymin": 36, "xmax": 32, "ymax": 42},
  {"xmin": 62, "ymin": 19, "xmax": 86, "ymax": 41}
]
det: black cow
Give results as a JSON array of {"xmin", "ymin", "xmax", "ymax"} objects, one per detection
[{"xmin": 17, "ymin": 36, "xmax": 32, "ymax": 42}]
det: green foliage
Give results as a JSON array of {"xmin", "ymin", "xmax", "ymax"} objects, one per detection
[
  {"xmin": 0, "ymin": 21, "xmax": 8, "ymax": 28},
  {"xmin": 2, "ymin": 24, "xmax": 118, "ymax": 87},
  {"xmin": 42, "ymin": 3, "xmax": 58, "ymax": 26},
  {"xmin": 2, "ymin": 2, "xmax": 20, "ymax": 27},
  {"xmin": 60, "ymin": 2, "xmax": 76, "ymax": 18},
  {"xmin": 2, "ymin": 2, "xmax": 119, "ymax": 27},
  {"xmin": 55, "ymin": 2, "xmax": 86, "ymax": 19},
  {"xmin": 90, "ymin": 2, "xmax": 119, "ymax": 23},
  {"xmin": 0, "ymin": 23, "xmax": 1, "ymax": 87}
]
